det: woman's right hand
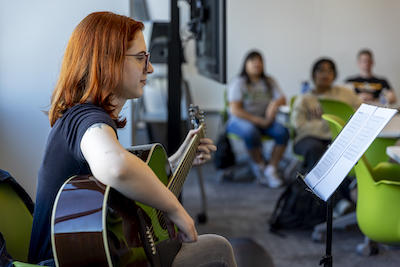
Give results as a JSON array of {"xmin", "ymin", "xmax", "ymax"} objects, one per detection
[
  {"xmin": 166, "ymin": 203, "xmax": 198, "ymax": 243},
  {"xmin": 265, "ymin": 101, "xmax": 279, "ymax": 121},
  {"xmin": 305, "ymin": 99, "xmax": 323, "ymax": 120},
  {"xmin": 254, "ymin": 116, "xmax": 273, "ymax": 128}
]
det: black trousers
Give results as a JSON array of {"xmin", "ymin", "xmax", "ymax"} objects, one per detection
[
  {"xmin": 294, "ymin": 136, "xmax": 353, "ymax": 202},
  {"xmin": 294, "ymin": 137, "xmax": 331, "ymax": 173}
]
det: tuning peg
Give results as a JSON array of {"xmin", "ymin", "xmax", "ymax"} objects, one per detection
[
  {"xmin": 189, "ymin": 104, "xmax": 195, "ymax": 113},
  {"xmin": 199, "ymin": 110, "xmax": 205, "ymax": 121}
]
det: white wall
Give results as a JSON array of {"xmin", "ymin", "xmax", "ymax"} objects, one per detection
[
  {"xmin": 0, "ymin": 0, "xmax": 130, "ymax": 198},
  {"xmin": 182, "ymin": 0, "xmax": 400, "ymax": 111},
  {"xmin": 2, "ymin": 0, "xmax": 400, "ymax": 197}
]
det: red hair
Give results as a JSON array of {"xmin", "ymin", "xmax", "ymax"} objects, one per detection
[{"xmin": 49, "ymin": 12, "xmax": 144, "ymax": 127}]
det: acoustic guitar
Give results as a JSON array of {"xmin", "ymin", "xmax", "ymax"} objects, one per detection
[{"xmin": 51, "ymin": 105, "xmax": 205, "ymax": 267}]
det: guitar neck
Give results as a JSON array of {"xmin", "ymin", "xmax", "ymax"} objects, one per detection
[{"xmin": 167, "ymin": 124, "xmax": 205, "ymax": 197}]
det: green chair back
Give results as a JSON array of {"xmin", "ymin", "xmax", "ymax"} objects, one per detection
[
  {"xmin": 0, "ymin": 183, "xmax": 33, "ymax": 262},
  {"xmin": 321, "ymin": 114, "xmax": 345, "ymax": 140},
  {"xmin": 321, "ymin": 105, "xmax": 396, "ymax": 168},
  {"xmin": 319, "ymin": 98, "xmax": 355, "ymax": 122},
  {"xmin": 321, "ymin": 114, "xmax": 355, "ymax": 177},
  {"xmin": 354, "ymin": 157, "xmax": 400, "ymax": 244},
  {"xmin": 364, "ymin": 137, "xmax": 397, "ymax": 168},
  {"xmin": 321, "ymin": 113, "xmax": 400, "ymax": 244},
  {"xmin": 289, "ymin": 95, "xmax": 297, "ymax": 110}
]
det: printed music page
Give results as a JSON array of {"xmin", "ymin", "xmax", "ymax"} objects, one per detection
[{"xmin": 304, "ymin": 104, "xmax": 397, "ymax": 201}]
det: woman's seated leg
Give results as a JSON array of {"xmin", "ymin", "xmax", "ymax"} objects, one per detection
[
  {"xmin": 293, "ymin": 137, "xmax": 330, "ymax": 172},
  {"xmin": 226, "ymin": 116, "xmax": 262, "ymax": 150},
  {"xmin": 172, "ymin": 234, "xmax": 237, "ymax": 267},
  {"xmin": 261, "ymin": 121, "xmax": 289, "ymax": 186}
]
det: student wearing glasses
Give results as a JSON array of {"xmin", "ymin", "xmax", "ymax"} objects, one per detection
[{"xmin": 28, "ymin": 12, "xmax": 236, "ymax": 267}]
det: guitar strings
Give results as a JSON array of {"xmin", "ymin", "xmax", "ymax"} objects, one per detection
[
  {"xmin": 149, "ymin": 134, "xmax": 199, "ymax": 233},
  {"xmin": 147, "ymin": 129, "xmax": 204, "ymax": 238}
]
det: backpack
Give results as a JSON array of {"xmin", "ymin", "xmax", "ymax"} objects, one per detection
[
  {"xmin": 269, "ymin": 178, "xmax": 327, "ymax": 231},
  {"xmin": 214, "ymin": 132, "xmax": 236, "ymax": 169}
]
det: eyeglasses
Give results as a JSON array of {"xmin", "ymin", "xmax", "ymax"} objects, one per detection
[{"xmin": 125, "ymin": 52, "xmax": 151, "ymax": 74}]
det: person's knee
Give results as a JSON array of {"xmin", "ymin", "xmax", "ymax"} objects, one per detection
[
  {"xmin": 200, "ymin": 234, "xmax": 235, "ymax": 262},
  {"xmin": 310, "ymin": 141, "xmax": 328, "ymax": 155},
  {"xmin": 241, "ymin": 129, "xmax": 261, "ymax": 149},
  {"xmin": 276, "ymin": 128, "xmax": 289, "ymax": 145},
  {"xmin": 270, "ymin": 126, "xmax": 289, "ymax": 145},
  {"xmin": 304, "ymin": 140, "xmax": 328, "ymax": 168}
]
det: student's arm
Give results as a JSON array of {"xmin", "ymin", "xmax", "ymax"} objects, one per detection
[
  {"xmin": 230, "ymin": 101, "xmax": 272, "ymax": 127},
  {"xmin": 228, "ymin": 77, "xmax": 272, "ymax": 127},
  {"xmin": 269, "ymin": 77, "xmax": 287, "ymax": 106},
  {"xmin": 291, "ymin": 95, "xmax": 323, "ymax": 130},
  {"xmin": 265, "ymin": 77, "xmax": 286, "ymax": 121},
  {"xmin": 81, "ymin": 123, "xmax": 197, "ymax": 242},
  {"xmin": 265, "ymin": 96, "xmax": 286, "ymax": 122}
]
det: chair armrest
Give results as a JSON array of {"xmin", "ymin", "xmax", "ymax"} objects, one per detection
[
  {"xmin": 13, "ymin": 261, "xmax": 44, "ymax": 267},
  {"xmin": 372, "ymin": 162, "xmax": 400, "ymax": 183},
  {"xmin": 375, "ymin": 179, "xmax": 400, "ymax": 187}
]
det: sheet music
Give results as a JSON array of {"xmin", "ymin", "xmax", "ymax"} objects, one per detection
[{"xmin": 304, "ymin": 104, "xmax": 397, "ymax": 201}]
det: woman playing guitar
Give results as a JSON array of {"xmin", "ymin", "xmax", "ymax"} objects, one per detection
[{"xmin": 28, "ymin": 11, "xmax": 236, "ymax": 267}]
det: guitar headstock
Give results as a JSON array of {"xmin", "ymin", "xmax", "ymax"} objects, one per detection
[{"xmin": 188, "ymin": 104, "xmax": 205, "ymax": 130}]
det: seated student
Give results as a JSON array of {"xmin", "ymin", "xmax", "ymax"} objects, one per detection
[
  {"xmin": 346, "ymin": 49, "xmax": 397, "ymax": 105},
  {"xmin": 227, "ymin": 50, "xmax": 289, "ymax": 188},
  {"xmin": 28, "ymin": 12, "xmax": 237, "ymax": 267},
  {"xmin": 291, "ymin": 58, "xmax": 361, "ymax": 172}
]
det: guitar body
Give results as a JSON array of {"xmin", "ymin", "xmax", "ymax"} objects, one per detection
[{"xmin": 52, "ymin": 143, "xmax": 181, "ymax": 267}]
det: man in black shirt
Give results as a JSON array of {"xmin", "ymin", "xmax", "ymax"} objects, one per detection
[{"xmin": 346, "ymin": 49, "xmax": 396, "ymax": 104}]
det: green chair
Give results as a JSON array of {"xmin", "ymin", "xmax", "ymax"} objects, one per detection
[
  {"xmin": 320, "ymin": 113, "xmax": 400, "ymax": 253},
  {"xmin": 0, "ymin": 183, "xmax": 33, "ymax": 263},
  {"xmin": 321, "ymin": 114, "xmax": 346, "ymax": 139},
  {"xmin": 355, "ymin": 156, "xmax": 400, "ymax": 245},
  {"xmin": 322, "ymin": 114, "xmax": 356, "ymax": 177},
  {"xmin": 321, "ymin": 113, "xmax": 397, "ymax": 175},
  {"xmin": 0, "ymin": 175, "xmax": 43, "ymax": 267},
  {"xmin": 318, "ymin": 98, "xmax": 355, "ymax": 122},
  {"xmin": 364, "ymin": 137, "xmax": 397, "ymax": 168},
  {"xmin": 320, "ymin": 99, "xmax": 396, "ymax": 168}
]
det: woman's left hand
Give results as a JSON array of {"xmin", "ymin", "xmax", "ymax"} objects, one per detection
[
  {"xmin": 265, "ymin": 101, "xmax": 279, "ymax": 121},
  {"xmin": 193, "ymin": 137, "xmax": 216, "ymax": 165},
  {"xmin": 169, "ymin": 129, "xmax": 216, "ymax": 169}
]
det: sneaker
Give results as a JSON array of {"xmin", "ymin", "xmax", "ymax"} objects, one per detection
[
  {"xmin": 333, "ymin": 199, "xmax": 353, "ymax": 218},
  {"xmin": 263, "ymin": 165, "xmax": 283, "ymax": 188}
]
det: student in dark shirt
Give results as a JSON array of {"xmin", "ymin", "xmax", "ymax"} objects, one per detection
[
  {"xmin": 28, "ymin": 11, "xmax": 236, "ymax": 267},
  {"xmin": 346, "ymin": 49, "xmax": 396, "ymax": 104}
]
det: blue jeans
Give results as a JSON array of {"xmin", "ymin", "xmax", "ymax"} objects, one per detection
[{"xmin": 226, "ymin": 116, "xmax": 289, "ymax": 149}]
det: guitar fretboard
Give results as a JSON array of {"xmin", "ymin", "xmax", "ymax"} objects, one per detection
[{"xmin": 167, "ymin": 124, "xmax": 205, "ymax": 197}]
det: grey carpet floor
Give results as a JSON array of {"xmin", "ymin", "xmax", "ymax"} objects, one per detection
[{"xmin": 182, "ymin": 162, "xmax": 400, "ymax": 267}]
